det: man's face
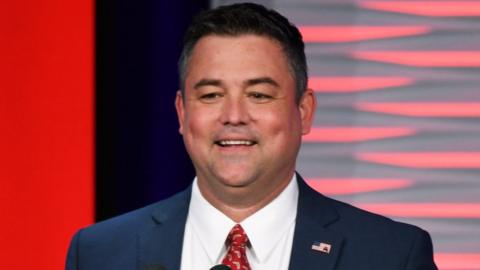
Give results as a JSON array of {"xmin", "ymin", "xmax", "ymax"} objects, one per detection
[{"xmin": 176, "ymin": 34, "xmax": 315, "ymax": 200}]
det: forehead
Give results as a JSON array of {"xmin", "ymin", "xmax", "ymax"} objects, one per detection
[
  {"xmin": 185, "ymin": 34, "xmax": 292, "ymax": 86},
  {"xmin": 193, "ymin": 33, "xmax": 283, "ymax": 50}
]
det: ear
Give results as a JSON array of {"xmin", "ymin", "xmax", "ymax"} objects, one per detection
[
  {"xmin": 175, "ymin": 90, "xmax": 185, "ymax": 135},
  {"xmin": 298, "ymin": 88, "xmax": 316, "ymax": 135}
]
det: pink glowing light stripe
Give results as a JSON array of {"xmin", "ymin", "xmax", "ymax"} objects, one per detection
[
  {"xmin": 306, "ymin": 178, "xmax": 413, "ymax": 195},
  {"xmin": 356, "ymin": 103, "xmax": 480, "ymax": 117},
  {"xmin": 435, "ymin": 253, "xmax": 480, "ymax": 269},
  {"xmin": 303, "ymin": 127, "xmax": 415, "ymax": 142},
  {"xmin": 308, "ymin": 77, "xmax": 414, "ymax": 93},
  {"xmin": 299, "ymin": 26, "xmax": 430, "ymax": 42},
  {"xmin": 352, "ymin": 51, "xmax": 480, "ymax": 67},
  {"xmin": 357, "ymin": 152, "xmax": 480, "ymax": 169},
  {"xmin": 356, "ymin": 203, "xmax": 480, "ymax": 218},
  {"xmin": 360, "ymin": 1, "xmax": 480, "ymax": 17}
]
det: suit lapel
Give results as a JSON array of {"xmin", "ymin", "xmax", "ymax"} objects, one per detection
[
  {"xmin": 137, "ymin": 188, "xmax": 192, "ymax": 270},
  {"xmin": 289, "ymin": 175, "xmax": 345, "ymax": 270}
]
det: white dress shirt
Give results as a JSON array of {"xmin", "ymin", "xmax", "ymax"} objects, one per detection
[{"xmin": 180, "ymin": 175, "xmax": 299, "ymax": 270}]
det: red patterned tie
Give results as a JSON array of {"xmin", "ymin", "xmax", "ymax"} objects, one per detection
[{"xmin": 222, "ymin": 224, "xmax": 251, "ymax": 270}]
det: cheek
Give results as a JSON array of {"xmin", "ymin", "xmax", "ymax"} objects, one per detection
[
  {"xmin": 184, "ymin": 109, "xmax": 217, "ymax": 140},
  {"xmin": 258, "ymin": 107, "xmax": 300, "ymax": 139}
]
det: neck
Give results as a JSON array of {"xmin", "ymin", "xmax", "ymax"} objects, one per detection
[{"xmin": 197, "ymin": 172, "xmax": 294, "ymax": 222}]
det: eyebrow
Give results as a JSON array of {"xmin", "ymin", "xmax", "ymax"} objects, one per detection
[
  {"xmin": 193, "ymin": 78, "xmax": 223, "ymax": 89},
  {"xmin": 193, "ymin": 77, "xmax": 280, "ymax": 90},
  {"xmin": 244, "ymin": 77, "xmax": 280, "ymax": 88}
]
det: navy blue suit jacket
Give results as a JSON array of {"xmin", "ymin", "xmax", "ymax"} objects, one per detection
[{"xmin": 66, "ymin": 176, "xmax": 437, "ymax": 269}]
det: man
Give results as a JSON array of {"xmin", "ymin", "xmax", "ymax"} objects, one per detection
[{"xmin": 66, "ymin": 3, "xmax": 437, "ymax": 270}]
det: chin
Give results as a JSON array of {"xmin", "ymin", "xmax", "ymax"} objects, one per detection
[{"xmin": 214, "ymin": 168, "xmax": 258, "ymax": 188}]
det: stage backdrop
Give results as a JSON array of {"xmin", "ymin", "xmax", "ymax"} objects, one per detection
[
  {"xmin": 0, "ymin": 1, "xmax": 94, "ymax": 269},
  {"xmin": 212, "ymin": 0, "xmax": 480, "ymax": 269},
  {"xmin": 3, "ymin": 1, "xmax": 479, "ymax": 269}
]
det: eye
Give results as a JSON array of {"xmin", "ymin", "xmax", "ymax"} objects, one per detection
[
  {"xmin": 248, "ymin": 92, "xmax": 273, "ymax": 103},
  {"xmin": 199, "ymin": 92, "xmax": 223, "ymax": 103}
]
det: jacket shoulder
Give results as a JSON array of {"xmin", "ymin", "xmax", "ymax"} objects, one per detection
[
  {"xmin": 325, "ymin": 197, "xmax": 436, "ymax": 269},
  {"xmin": 66, "ymin": 188, "xmax": 191, "ymax": 270},
  {"xmin": 80, "ymin": 188, "xmax": 190, "ymax": 241}
]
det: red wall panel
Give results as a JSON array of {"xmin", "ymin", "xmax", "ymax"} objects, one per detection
[{"xmin": 0, "ymin": 1, "xmax": 94, "ymax": 269}]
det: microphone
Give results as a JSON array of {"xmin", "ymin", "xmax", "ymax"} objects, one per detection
[{"xmin": 210, "ymin": 265, "xmax": 231, "ymax": 270}]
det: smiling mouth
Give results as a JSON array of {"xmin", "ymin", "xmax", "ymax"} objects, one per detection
[{"xmin": 215, "ymin": 140, "xmax": 257, "ymax": 147}]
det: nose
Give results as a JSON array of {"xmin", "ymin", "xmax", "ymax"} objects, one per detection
[{"xmin": 220, "ymin": 95, "xmax": 250, "ymax": 126}]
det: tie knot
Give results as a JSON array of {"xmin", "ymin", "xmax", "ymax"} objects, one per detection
[
  {"xmin": 227, "ymin": 224, "xmax": 249, "ymax": 247},
  {"xmin": 223, "ymin": 224, "xmax": 251, "ymax": 270}
]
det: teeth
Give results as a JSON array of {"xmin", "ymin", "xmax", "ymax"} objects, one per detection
[{"xmin": 218, "ymin": 140, "xmax": 255, "ymax": 146}]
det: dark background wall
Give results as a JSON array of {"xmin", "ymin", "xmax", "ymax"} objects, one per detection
[{"xmin": 96, "ymin": 1, "xmax": 209, "ymax": 221}]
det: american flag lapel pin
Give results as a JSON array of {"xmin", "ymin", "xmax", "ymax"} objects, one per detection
[{"xmin": 311, "ymin": 241, "xmax": 332, "ymax": 254}]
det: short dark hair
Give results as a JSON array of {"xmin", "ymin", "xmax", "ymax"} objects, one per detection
[{"xmin": 178, "ymin": 3, "xmax": 307, "ymax": 103}]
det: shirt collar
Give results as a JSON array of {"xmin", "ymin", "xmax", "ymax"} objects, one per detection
[
  {"xmin": 188, "ymin": 174, "xmax": 298, "ymax": 264},
  {"xmin": 241, "ymin": 174, "xmax": 298, "ymax": 262},
  {"xmin": 189, "ymin": 178, "xmax": 235, "ymax": 263}
]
